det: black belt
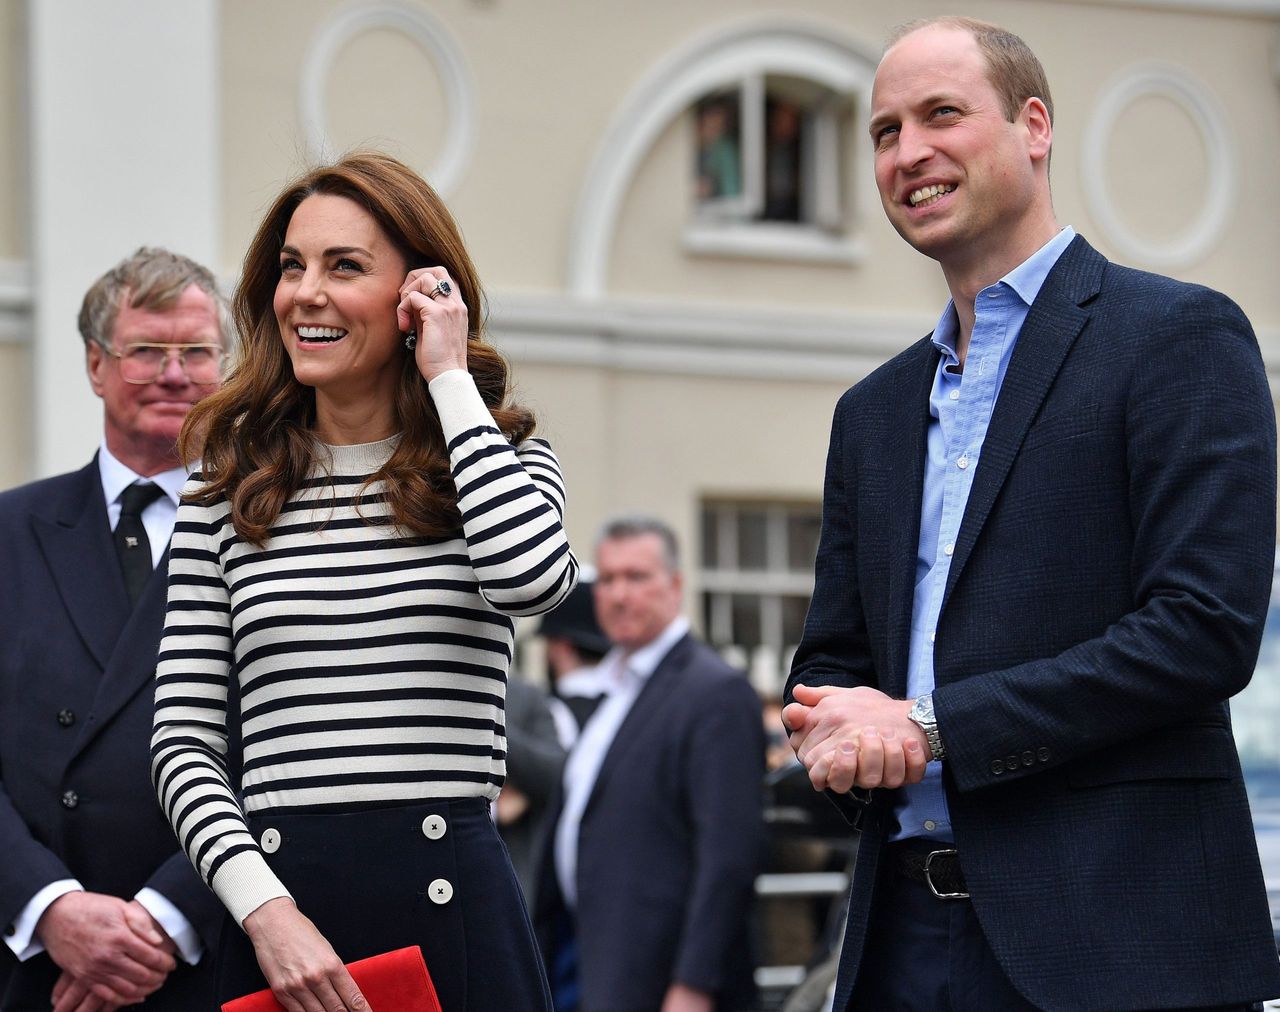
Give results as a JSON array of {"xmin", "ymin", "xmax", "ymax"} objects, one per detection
[{"xmin": 888, "ymin": 839, "xmax": 970, "ymax": 899}]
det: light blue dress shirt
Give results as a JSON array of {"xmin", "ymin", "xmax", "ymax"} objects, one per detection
[{"xmin": 894, "ymin": 226, "xmax": 1076, "ymax": 842}]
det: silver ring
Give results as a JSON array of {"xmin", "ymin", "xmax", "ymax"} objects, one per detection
[{"xmin": 430, "ymin": 279, "xmax": 453, "ymax": 299}]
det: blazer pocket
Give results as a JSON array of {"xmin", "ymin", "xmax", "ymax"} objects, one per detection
[
  {"xmin": 1066, "ymin": 721, "xmax": 1239, "ymax": 787},
  {"xmin": 1018, "ymin": 403, "xmax": 1100, "ymax": 455}
]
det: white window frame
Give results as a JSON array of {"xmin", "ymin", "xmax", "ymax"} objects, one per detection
[{"xmin": 686, "ymin": 74, "xmax": 864, "ymax": 266}]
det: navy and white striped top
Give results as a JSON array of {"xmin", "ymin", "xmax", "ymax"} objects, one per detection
[{"xmin": 151, "ymin": 369, "xmax": 577, "ymax": 924}]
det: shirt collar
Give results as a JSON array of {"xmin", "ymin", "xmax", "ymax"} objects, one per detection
[
  {"xmin": 97, "ymin": 440, "xmax": 189, "ymax": 508},
  {"xmin": 929, "ymin": 225, "xmax": 1077, "ymax": 364},
  {"xmin": 603, "ymin": 615, "xmax": 691, "ymax": 683}
]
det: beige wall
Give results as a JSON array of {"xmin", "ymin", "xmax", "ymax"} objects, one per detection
[
  {"xmin": 218, "ymin": 1, "xmax": 1280, "ymax": 330},
  {"xmin": 0, "ymin": 0, "xmax": 24, "ymax": 262},
  {"xmin": 0, "ymin": 345, "xmax": 31, "ymax": 487},
  {"xmin": 0, "ymin": 1, "xmax": 26, "ymax": 489}
]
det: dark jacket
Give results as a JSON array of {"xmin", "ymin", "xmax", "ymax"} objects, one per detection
[
  {"xmin": 0, "ymin": 460, "xmax": 221, "ymax": 1010},
  {"xmin": 789, "ymin": 236, "xmax": 1280, "ymax": 1011},
  {"xmin": 536, "ymin": 633, "xmax": 765, "ymax": 1012}
]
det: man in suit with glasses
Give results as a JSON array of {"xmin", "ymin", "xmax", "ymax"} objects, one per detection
[{"xmin": 0, "ymin": 248, "xmax": 227, "ymax": 1011}]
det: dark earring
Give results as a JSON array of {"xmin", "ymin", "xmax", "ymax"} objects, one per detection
[{"xmin": 404, "ymin": 329, "xmax": 417, "ymax": 350}]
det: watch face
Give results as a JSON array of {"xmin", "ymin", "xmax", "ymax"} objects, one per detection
[{"xmin": 913, "ymin": 695, "xmax": 934, "ymax": 722}]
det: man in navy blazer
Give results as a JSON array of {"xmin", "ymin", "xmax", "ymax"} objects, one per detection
[
  {"xmin": 0, "ymin": 249, "xmax": 226, "ymax": 1010},
  {"xmin": 784, "ymin": 17, "xmax": 1280, "ymax": 1011},
  {"xmin": 540, "ymin": 516, "xmax": 764, "ymax": 1012}
]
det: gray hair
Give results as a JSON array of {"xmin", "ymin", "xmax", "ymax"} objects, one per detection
[
  {"xmin": 595, "ymin": 514, "xmax": 680, "ymax": 573},
  {"xmin": 77, "ymin": 246, "xmax": 229, "ymax": 350}
]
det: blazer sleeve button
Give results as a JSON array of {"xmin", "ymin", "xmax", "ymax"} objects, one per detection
[
  {"xmin": 1037, "ymin": 747, "xmax": 1051, "ymax": 763},
  {"xmin": 991, "ymin": 759, "xmax": 1005, "ymax": 775}
]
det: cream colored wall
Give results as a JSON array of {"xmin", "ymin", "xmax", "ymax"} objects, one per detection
[
  {"xmin": 0, "ymin": 0, "xmax": 23, "ymax": 262},
  {"xmin": 609, "ymin": 1, "xmax": 1280, "ymax": 330},
  {"xmin": 0, "ymin": 345, "xmax": 31, "ymax": 488},
  {"xmin": 215, "ymin": 0, "xmax": 1280, "ymax": 588},
  {"xmin": 515, "ymin": 361, "xmax": 848, "ymax": 591},
  {"xmin": 0, "ymin": 1, "xmax": 27, "ymax": 489},
  {"xmin": 220, "ymin": 2, "xmax": 1280, "ymax": 318}
]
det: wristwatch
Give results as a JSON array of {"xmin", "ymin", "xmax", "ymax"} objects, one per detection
[{"xmin": 908, "ymin": 692, "xmax": 945, "ymax": 761}]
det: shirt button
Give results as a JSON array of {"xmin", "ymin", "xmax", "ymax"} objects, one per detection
[
  {"xmin": 421, "ymin": 815, "xmax": 447, "ymax": 840},
  {"xmin": 943, "ymin": 543, "xmax": 954, "ymax": 557},
  {"xmin": 56, "ymin": 709, "xmax": 75, "ymax": 727},
  {"xmin": 949, "ymin": 389, "xmax": 960, "ymax": 401},
  {"xmin": 957, "ymin": 455, "xmax": 969, "ymax": 470},
  {"xmin": 260, "ymin": 828, "xmax": 282, "ymax": 854},
  {"xmin": 429, "ymin": 878, "xmax": 454, "ymax": 905},
  {"xmin": 923, "ymin": 820, "xmax": 937, "ymax": 831},
  {"xmin": 61, "ymin": 790, "xmax": 79, "ymax": 809}
]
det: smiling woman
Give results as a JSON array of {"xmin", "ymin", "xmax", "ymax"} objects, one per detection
[{"xmin": 150, "ymin": 152, "xmax": 576, "ymax": 1012}]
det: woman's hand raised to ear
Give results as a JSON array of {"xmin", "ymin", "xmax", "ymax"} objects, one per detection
[{"xmin": 397, "ymin": 267, "xmax": 469, "ymax": 383}]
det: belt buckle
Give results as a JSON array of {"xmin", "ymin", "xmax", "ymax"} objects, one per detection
[{"xmin": 924, "ymin": 847, "xmax": 969, "ymax": 900}]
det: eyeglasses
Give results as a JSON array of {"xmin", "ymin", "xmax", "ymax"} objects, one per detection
[{"xmin": 101, "ymin": 342, "xmax": 226, "ymax": 385}]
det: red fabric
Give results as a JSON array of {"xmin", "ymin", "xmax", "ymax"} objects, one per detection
[{"xmin": 221, "ymin": 946, "xmax": 442, "ymax": 1012}]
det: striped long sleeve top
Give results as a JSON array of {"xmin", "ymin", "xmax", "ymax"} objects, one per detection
[{"xmin": 151, "ymin": 370, "xmax": 578, "ymax": 925}]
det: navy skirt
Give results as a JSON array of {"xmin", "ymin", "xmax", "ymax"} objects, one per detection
[{"xmin": 215, "ymin": 798, "xmax": 552, "ymax": 1011}]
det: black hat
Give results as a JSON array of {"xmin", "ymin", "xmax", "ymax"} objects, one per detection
[{"xmin": 538, "ymin": 581, "xmax": 610, "ymax": 655}]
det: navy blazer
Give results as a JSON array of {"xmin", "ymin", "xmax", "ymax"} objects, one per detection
[
  {"xmin": 535, "ymin": 633, "xmax": 765, "ymax": 1012},
  {"xmin": 0, "ymin": 460, "xmax": 220, "ymax": 1010},
  {"xmin": 789, "ymin": 236, "xmax": 1280, "ymax": 1011}
]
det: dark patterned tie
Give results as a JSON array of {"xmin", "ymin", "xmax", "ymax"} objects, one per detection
[{"xmin": 115, "ymin": 482, "xmax": 163, "ymax": 606}]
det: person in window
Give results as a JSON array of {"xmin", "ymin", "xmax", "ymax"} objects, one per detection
[
  {"xmin": 152, "ymin": 151, "xmax": 576, "ymax": 1012},
  {"xmin": 696, "ymin": 98, "xmax": 742, "ymax": 201}
]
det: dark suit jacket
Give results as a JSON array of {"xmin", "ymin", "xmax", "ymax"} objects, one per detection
[
  {"xmin": 788, "ymin": 236, "xmax": 1280, "ymax": 1011},
  {"xmin": 0, "ymin": 460, "xmax": 221, "ymax": 1010},
  {"xmin": 498, "ymin": 675, "xmax": 567, "ymax": 900},
  {"xmin": 535, "ymin": 633, "xmax": 765, "ymax": 1012}
]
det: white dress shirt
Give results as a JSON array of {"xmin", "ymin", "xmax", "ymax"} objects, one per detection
[
  {"xmin": 4, "ymin": 444, "xmax": 201, "ymax": 965},
  {"xmin": 554, "ymin": 616, "xmax": 689, "ymax": 908}
]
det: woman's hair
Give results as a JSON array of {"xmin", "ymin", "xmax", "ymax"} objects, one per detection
[{"xmin": 180, "ymin": 151, "xmax": 534, "ymax": 545}]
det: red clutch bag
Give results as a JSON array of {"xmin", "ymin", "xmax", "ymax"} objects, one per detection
[{"xmin": 221, "ymin": 945, "xmax": 442, "ymax": 1012}]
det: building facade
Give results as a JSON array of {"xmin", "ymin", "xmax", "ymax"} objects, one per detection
[{"xmin": 3, "ymin": 0, "xmax": 1280, "ymax": 697}]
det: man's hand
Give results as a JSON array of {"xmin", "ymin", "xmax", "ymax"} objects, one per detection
[
  {"xmin": 661, "ymin": 981, "xmax": 714, "ymax": 1012},
  {"xmin": 243, "ymin": 897, "xmax": 367, "ymax": 1012},
  {"xmin": 37, "ymin": 892, "xmax": 177, "ymax": 1007},
  {"xmin": 52, "ymin": 971, "xmax": 122, "ymax": 1012},
  {"xmin": 783, "ymin": 684, "xmax": 929, "ymax": 792}
]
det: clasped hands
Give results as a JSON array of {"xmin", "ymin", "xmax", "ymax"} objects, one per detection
[
  {"xmin": 38, "ymin": 891, "xmax": 178, "ymax": 1012},
  {"xmin": 783, "ymin": 684, "xmax": 931, "ymax": 794}
]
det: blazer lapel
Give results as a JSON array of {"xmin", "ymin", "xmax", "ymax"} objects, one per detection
[
  {"xmin": 941, "ymin": 237, "xmax": 1106, "ymax": 614},
  {"xmin": 583, "ymin": 635, "xmax": 690, "ymax": 815},
  {"xmin": 883, "ymin": 344, "xmax": 939, "ymax": 697},
  {"xmin": 31, "ymin": 459, "xmax": 130, "ymax": 671},
  {"xmin": 72, "ymin": 546, "xmax": 172, "ymax": 757}
]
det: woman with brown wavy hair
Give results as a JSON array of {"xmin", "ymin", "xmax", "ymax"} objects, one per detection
[{"xmin": 151, "ymin": 152, "xmax": 575, "ymax": 1011}]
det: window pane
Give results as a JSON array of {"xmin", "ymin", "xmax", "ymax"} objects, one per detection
[
  {"xmin": 787, "ymin": 512, "xmax": 823, "ymax": 571},
  {"xmin": 701, "ymin": 507, "xmax": 718, "ymax": 569},
  {"xmin": 737, "ymin": 510, "xmax": 768, "ymax": 570},
  {"xmin": 761, "ymin": 96, "xmax": 804, "ymax": 222},
  {"xmin": 695, "ymin": 93, "xmax": 742, "ymax": 201},
  {"xmin": 731, "ymin": 593, "xmax": 762, "ymax": 648},
  {"xmin": 781, "ymin": 594, "xmax": 812, "ymax": 647}
]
